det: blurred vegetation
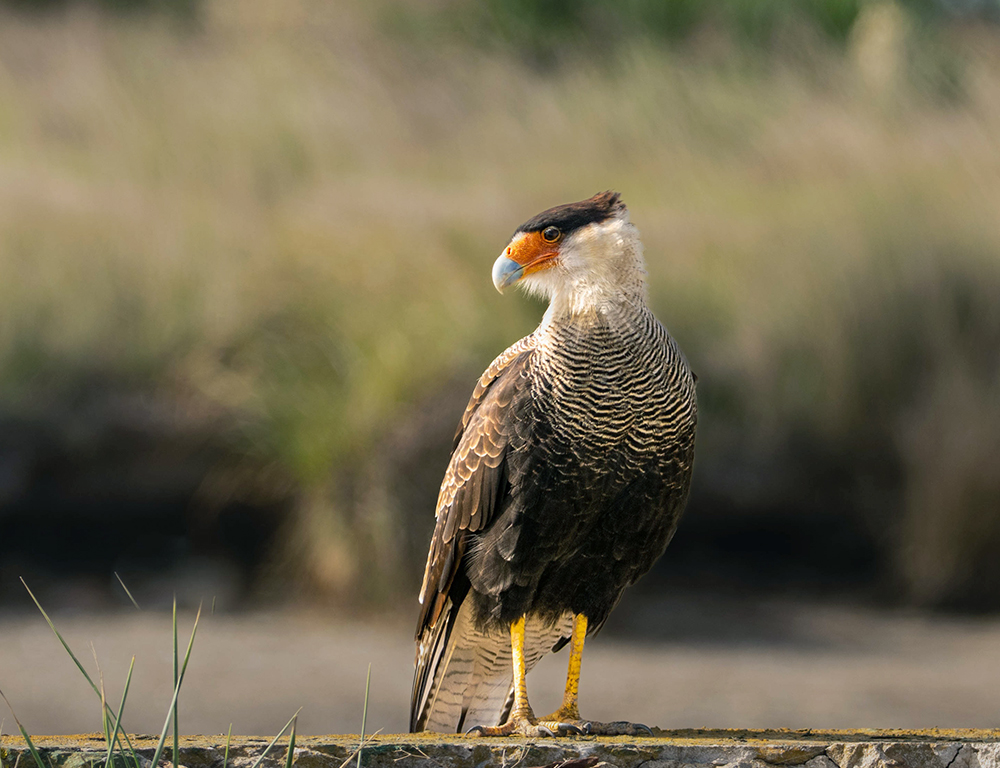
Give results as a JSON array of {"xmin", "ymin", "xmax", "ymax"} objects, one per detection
[
  {"xmin": 0, "ymin": 0, "xmax": 199, "ymax": 21},
  {"xmin": 1, "ymin": 0, "xmax": 999, "ymax": 610},
  {"xmin": 390, "ymin": 0, "xmax": 999, "ymax": 70}
]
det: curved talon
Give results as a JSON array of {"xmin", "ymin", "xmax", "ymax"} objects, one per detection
[
  {"xmin": 468, "ymin": 720, "xmax": 589, "ymax": 738},
  {"xmin": 580, "ymin": 719, "xmax": 654, "ymax": 736},
  {"xmin": 610, "ymin": 720, "xmax": 653, "ymax": 736}
]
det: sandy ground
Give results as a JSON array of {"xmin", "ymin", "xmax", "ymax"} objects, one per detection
[{"xmin": 2, "ymin": 593, "xmax": 999, "ymax": 738}]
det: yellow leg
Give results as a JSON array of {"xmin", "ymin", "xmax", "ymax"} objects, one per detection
[
  {"xmin": 537, "ymin": 614, "xmax": 652, "ymax": 736},
  {"xmin": 469, "ymin": 616, "xmax": 539, "ymax": 735},
  {"xmin": 508, "ymin": 615, "xmax": 534, "ymax": 721},
  {"xmin": 540, "ymin": 614, "xmax": 587, "ymax": 722},
  {"xmin": 471, "ymin": 612, "xmax": 653, "ymax": 737}
]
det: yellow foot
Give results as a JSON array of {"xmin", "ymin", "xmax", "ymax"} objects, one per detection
[
  {"xmin": 532, "ymin": 706, "xmax": 652, "ymax": 737},
  {"xmin": 467, "ymin": 713, "xmax": 586, "ymax": 737},
  {"xmin": 529, "ymin": 706, "xmax": 586, "ymax": 736}
]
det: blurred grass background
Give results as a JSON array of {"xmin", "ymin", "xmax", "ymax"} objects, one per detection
[{"xmin": 1, "ymin": 0, "xmax": 999, "ymax": 614}]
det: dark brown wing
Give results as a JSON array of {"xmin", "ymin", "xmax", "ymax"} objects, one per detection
[{"xmin": 415, "ymin": 334, "xmax": 535, "ymax": 638}]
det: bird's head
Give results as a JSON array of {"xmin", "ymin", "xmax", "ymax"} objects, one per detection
[{"xmin": 492, "ymin": 191, "xmax": 646, "ymax": 318}]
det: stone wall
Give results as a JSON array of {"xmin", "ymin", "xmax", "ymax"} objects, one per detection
[{"xmin": 2, "ymin": 730, "xmax": 999, "ymax": 768}]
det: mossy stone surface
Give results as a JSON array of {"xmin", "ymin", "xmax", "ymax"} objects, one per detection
[{"xmin": 3, "ymin": 730, "xmax": 999, "ymax": 768}]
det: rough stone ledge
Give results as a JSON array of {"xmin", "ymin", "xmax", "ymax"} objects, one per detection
[{"xmin": 2, "ymin": 729, "xmax": 999, "ymax": 768}]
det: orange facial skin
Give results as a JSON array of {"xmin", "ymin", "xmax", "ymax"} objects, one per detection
[
  {"xmin": 507, "ymin": 231, "xmax": 561, "ymax": 276},
  {"xmin": 492, "ymin": 230, "xmax": 562, "ymax": 293}
]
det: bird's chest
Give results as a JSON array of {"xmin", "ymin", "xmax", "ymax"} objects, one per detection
[{"xmin": 530, "ymin": 332, "xmax": 672, "ymax": 462}]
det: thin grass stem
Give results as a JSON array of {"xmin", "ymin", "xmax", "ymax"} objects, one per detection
[
  {"xmin": 149, "ymin": 604, "xmax": 202, "ymax": 768},
  {"xmin": 283, "ymin": 717, "xmax": 297, "ymax": 768},
  {"xmin": 114, "ymin": 573, "xmax": 141, "ymax": 610},
  {"xmin": 223, "ymin": 724, "xmax": 232, "ymax": 768},
  {"xmin": 247, "ymin": 709, "xmax": 301, "ymax": 768},
  {"xmin": 172, "ymin": 597, "xmax": 179, "ymax": 768},
  {"xmin": 0, "ymin": 688, "xmax": 47, "ymax": 768},
  {"xmin": 19, "ymin": 579, "xmax": 141, "ymax": 761},
  {"xmin": 93, "ymin": 644, "xmax": 110, "ymax": 743},
  {"xmin": 121, "ymin": 727, "xmax": 142, "ymax": 768},
  {"xmin": 21, "ymin": 579, "xmax": 102, "ymax": 700},
  {"xmin": 357, "ymin": 664, "xmax": 371, "ymax": 768},
  {"xmin": 334, "ymin": 730, "xmax": 381, "ymax": 768},
  {"xmin": 102, "ymin": 657, "xmax": 135, "ymax": 768}
]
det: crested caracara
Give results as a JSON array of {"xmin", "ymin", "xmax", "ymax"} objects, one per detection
[{"xmin": 410, "ymin": 191, "xmax": 697, "ymax": 737}]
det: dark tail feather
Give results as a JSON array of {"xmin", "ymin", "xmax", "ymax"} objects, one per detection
[
  {"xmin": 411, "ymin": 596, "xmax": 514, "ymax": 733},
  {"xmin": 411, "ymin": 596, "xmax": 462, "ymax": 731}
]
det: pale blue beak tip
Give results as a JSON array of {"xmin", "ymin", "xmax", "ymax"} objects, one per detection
[{"xmin": 492, "ymin": 255, "xmax": 523, "ymax": 294}]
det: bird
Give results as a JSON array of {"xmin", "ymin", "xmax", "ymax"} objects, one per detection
[{"xmin": 410, "ymin": 191, "xmax": 697, "ymax": 737}]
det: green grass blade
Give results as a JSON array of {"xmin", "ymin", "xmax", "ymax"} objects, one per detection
[
  {"xmin": 172, "ymin": 597, "xmax": 178, "ymax": 768},
  {"xmin": 93, "ymin": 644, "xmax": 110, "ymax": 743},
  {"xmin": 110, "ymin": 724, "xmax": 141, "ymax": 768},
  {"xmin": 100, "ymin": 676, "xmax": 110, "ymax": 743},
  {"xmin": 116, "ymin": 724, "xmax": 142, "ymax": 768},
  {"xmin": 283, "ymin": 716, "xmax": 297, "ymax": 768},
  {"xmin": 20, "ymin": 578, "xmax": 102, "ymax": 700},
  {"xmin": 114, "ymin": 573, "xmax": 141, "ymax": 610},
  {"xmin": 12, "ymin": 722, "xmax": 45, "ymax": 768},
  {"xmin": 357, "ymin": 664, "xmax": 370, "ymax": 768},
  {"xmin": 248, "ymin": 709, "xmax": 301, "ymax": 768},
  {"xmin": 0, "ymin": 688, "xmax": 47, "ymax": 768},
  {"xmin": 149, "ymin": 604, "xmax": 202, "ymax": 768},
  {"xmin": 223, "ymin": 724, "xmax": 232, "ymax": 768},
  {"xmin": 20, "ymin": 577, "xmax": 136, "ymax": 753},
  {"xmin": 334, "ymin": 730, "xmax": 382, "ymax": 768},
  {"xmin": 102, "ymin": 657, "xmax": 135, "ymax": 768}
]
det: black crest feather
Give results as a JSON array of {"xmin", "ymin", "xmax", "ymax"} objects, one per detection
[{"xmin": 515, "ymin": 191, "xmax": 625, "ymax": 237}]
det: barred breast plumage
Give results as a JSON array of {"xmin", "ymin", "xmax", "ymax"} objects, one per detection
[{"xmin": 411, "ymin": 191, "xmax": 697, "ymax": 736}]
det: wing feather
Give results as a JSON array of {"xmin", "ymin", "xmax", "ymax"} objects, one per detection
[
  {"xmin": 415, "ymin": 335, "xmax": 535, "ymax": 637},
  {"xmin": 411, "ymin": 335, "xmax": 536, "ymax": 732}
]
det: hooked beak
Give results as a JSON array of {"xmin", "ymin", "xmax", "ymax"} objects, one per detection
[{"xmin": 492, "ymin": 254, "xmax": 523, "ymax": 293}]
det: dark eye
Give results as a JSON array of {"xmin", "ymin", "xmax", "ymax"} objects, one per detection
[{"xmin": 541, "ymin": 226, "xmax": 561, "ymax": 243}]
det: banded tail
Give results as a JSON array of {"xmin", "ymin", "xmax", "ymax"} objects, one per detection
[{"xmin": 410, "ymin": 600, "xmax": 573, "ymax": 733}]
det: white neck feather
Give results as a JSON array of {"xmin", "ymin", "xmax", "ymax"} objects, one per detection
[{"xmin": 520, "ymin": 214, "xmax": 648, "ymax": 326}]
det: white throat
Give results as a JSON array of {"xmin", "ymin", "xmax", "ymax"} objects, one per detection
[{"xmin": 520, "ymin": 214, "xmax": 648, "ymax": 325}]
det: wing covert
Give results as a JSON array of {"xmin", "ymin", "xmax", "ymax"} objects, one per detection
[{"xmin": 415, "ymin": 335, "xmax": 535, "ymax": 638}]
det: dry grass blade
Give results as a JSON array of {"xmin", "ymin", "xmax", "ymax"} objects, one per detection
[
  {"xmin": 114, "ymin": 573, "xmax": 141, "ymax": 610},
  {"xmin": 248, "ymin": 708, "xmax": 302, "ymax": 768},
  {"xmin": 102, "ymin": 657, "xmax": 136, "ymax": 768},
  {"xmin": 93, "ymin": 643, "xmax": 110, "ymax": 743},
  {"xmin": 149, "ymin": 603, "xmax": 202, "ymax": 768},
  {"xmin": 357, "ymin": 664, "xmax": 371, "ymax": 768},
  {"xmin": 0, "ymin": 687, "xmax": 47, "ymax": 768},
  {"xmin": 335, "ymin": 730, "xmax": 382, "ymax": 768},
  {"xmin": 525, "ymin": 759, "xmax": 600, "ymax": 768}
]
